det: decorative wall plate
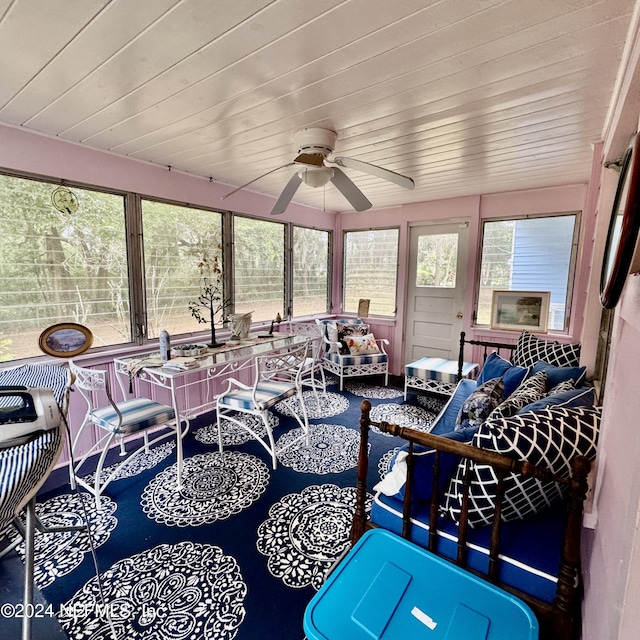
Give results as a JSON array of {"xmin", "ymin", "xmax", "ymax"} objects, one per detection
[{"xmin": 38, "ymin": 322, "xmax": 93, "ymax": 358}]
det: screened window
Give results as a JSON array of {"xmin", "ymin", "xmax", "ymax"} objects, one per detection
[
  {"xmin": 142, "ymin": 200, "xmax": 223, "ymax": 339},
  {"xmin": 477, "ymin": 214, "xmax": 578, "ymax": 331},
  {"xmin": 0, "ymin": 175, "xmax": 129, "ymax": 360},
  {"xmin": 343, "ymin": 228, "xmax": 399, "ymax": 316},
  {"xmin": 292, "ymin": 226, "xmax": 329, "ymax": 316},
  {"xmin": 234, "ymin": 216, "xmax": 285, "ymax": 322}
]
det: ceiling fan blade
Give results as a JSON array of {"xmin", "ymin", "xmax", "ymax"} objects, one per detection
[
  {"xmin": 294, "ymin": 153, "xmax": 325, "ymax": 167},
  {"xmin": 330, "ymin": 168, "xmax": 372, "ymax": 211},
  {"xmin": 270, "ymin": 173, "xmax": 303, "ymax": 215},
  {"xmin": 221, "ymin": 162, "xmax": 295, "ymax": 200},
  {"xmin": 332, "ymin": 156, "xmax": 415, "ymax": 190}
]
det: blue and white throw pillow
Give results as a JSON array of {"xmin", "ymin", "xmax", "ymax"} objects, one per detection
[
  {"xmin": 512, "ymin": 331, "xmax": 581, "ymax": 369},
  {"xmin": 531, "ymin": 360, "xmax": 586, "ymax": 390},
  {"xmin": 454, "ymin": 377, "xmax": 504, "ymax": 431},
  {"xmin": 488, "ymin": 370, "xmax": 547, "ymax": 420},
  {"xmin": 517, "ymin": 386, "xmax": 596, "ymax": 414},
  {"xmin": 442, "ymin": 406, "xmax": 601, "ymax": 528},
  {"xmin": 476, "ymin": 352, "xmax": 529, "ymax": 398}
]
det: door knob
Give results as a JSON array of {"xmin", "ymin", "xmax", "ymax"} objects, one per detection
[{"xmin": 456, "ymin": 312, "xmax": 463, "ymax": 319}]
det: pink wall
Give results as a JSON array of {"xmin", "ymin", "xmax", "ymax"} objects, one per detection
[
  {"xmin": 582, "ymin": 276, "xmax": 640, "ymax": 639},
  {"xmin": 339, "ymin": 186, "xmax": 589, "ymax": 375},
  {"xmin": 0, "ymin": 123, "xmax": 336, "ymax": 228}
]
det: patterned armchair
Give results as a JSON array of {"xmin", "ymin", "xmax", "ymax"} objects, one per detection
[{"xmin": 315, "ymin": 318, "xmax": 389, "ymax": 391}]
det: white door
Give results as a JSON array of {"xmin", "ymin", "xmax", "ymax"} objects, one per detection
[{"xmin": 404, "ymin": 222, "xmax": 469, "ymax": 363}]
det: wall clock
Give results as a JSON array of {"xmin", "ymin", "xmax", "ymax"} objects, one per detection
[{"xmin": 600, "ymin": 134, "xmax": 640, "ymax": 309}]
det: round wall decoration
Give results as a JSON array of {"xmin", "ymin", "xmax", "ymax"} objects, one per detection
[
  {"xmin": 51, "ymin": 186, "xmax": 79, "ymax": 214},
  {"xmin": 38, "ymin": 323, "xmax": 93, "ymax": 358},
  {"xmin": 600, "ymin": 134, "xmax": 640, "ymax": 308}
]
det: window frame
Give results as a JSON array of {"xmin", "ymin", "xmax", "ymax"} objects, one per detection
[
  {"xmin": 0, "ymin": 168, "xmax": 333, "ymax": 363},
  {"xmin": 289, "ymin": 224, "xmax": 332, "ymax": 318},
  {"xmin": 0, "ymin": 168, "xmax": 137, "ymax": 357},
  {"xmin": 342, "ymin": 226, "xmax": 400, "ymax": 318},
  {"xmin": 474, "ymin": 211, "xmax": 581, "ymax": 333}
]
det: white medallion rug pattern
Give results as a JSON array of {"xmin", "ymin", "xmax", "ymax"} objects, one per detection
[
  {"xmin": 194, "ymin": 413, "xmax": 274, "ymax": 446},
  {"xmin": 275, "ymin": 423, "xmax": 366, "ymax": 474},
  {"xmin": 59, "ymin": 541, "xmax": 246, "ymax": 640},
  {"xmin": 275, "ymin": 390, "xmax": 349, "ymax": 419},
  {"xmin": 141, "ymin": 451, "xmax": 270, "ymax": 527},
  {"xmin": 256, "ymin": 484, "xmax": 371, "ymax": 591},
  {"xmin": 369, "ymin": 403, "xmax": 436, "ymax": 437},
  {"xmin": 84, "ymin": 441, "xmax": 176, "ymax": 486},
  {"xmin": 345, "ymin": 382, "xmax": 404, "ymax": 399},
  {"xmin": 7, "ymin": 492, "xmax": 117, "ymax": 590}
]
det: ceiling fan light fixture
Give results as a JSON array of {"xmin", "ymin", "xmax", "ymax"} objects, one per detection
[{"xmin": 297, "ymin": 166, "xmax": 334, "ymax": 188}]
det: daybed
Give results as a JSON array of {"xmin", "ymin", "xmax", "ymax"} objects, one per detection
[{"xmin": 351, "ymin": 331, "xmax": 600, "ymax": 640}]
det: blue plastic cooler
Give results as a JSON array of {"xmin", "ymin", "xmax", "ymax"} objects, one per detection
[{"xmin": 304, "ymin": 529, "xmax": 538, "ymax": 640}]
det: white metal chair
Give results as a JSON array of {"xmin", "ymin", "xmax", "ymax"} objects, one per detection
[
  {"xmin": 288, "ymin": 321, "xmax": 328, "ymax": 401},
  {"xmin": 216, "ymin": 341, "xmax": 311, "ymax": 469},
  {"xmin": 68, "ymin": 360, "xmax": 187, "ymax": 510},
  {"xmin": 316, "ymin": 318, "xmax": 389, "ymax": 391}
]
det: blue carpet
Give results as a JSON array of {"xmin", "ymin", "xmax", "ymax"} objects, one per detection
[{"xmin": 1, "ymin": 380, "xmax": 442, "ymax": 640}]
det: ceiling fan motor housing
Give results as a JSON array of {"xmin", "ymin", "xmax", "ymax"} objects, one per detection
[{"xmin": 294, "ymin": 127, "xmax": 337, "ymax": 156}]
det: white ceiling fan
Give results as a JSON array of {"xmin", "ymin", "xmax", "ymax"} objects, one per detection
[{"xmin": 221, "ymin": 128, "xmax": 415, "ymax": 214}]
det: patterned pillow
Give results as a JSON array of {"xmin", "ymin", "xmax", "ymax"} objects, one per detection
[
  {"xmin": 517, "ymin": 386, "xmax": 596, "ymax": 414},
  {"xmin": 531, "ymin": 360, "xmax": 586, "ymax": 390},
  {"xmin": 442, "ymin": 406, "xmax": 601, "ymax": 527},
  {"xmin": 547, "ymin": 379, "xmax": 576, "ymax": 395},
  {"xmin": 325, "ymin": 322, "xmax": 340, "ymax": 353},
  {"xmin": 346, "ymin": 333, "xmax": 380, "ymax": 355},
  {"xmin": 454, "ymin": 377, "xmax": 504, "ymax": 431},
  {"xmin": 337, "ymin": 322, "xmax": 369, "ymax": 338},
  {"xmin": 512, "ymin": 331, "xmax": 581, "ymax": 368},
  {"xmin": 488, "ymin": 370, "xmax": 547, "ymax": 419},
  {"xmin": 324, "ymin": 320, "xmax": 365, "ymax": 353}
]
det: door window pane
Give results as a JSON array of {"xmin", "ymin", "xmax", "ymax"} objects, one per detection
[
  {"xmin": 0, "ymin": 175, "xmax": 129, "ymax": 360},
  {"xmin": 477, "ymin": 215, "xmax": 577, "ymax": 331},
  {"xmin": 416, "ymin": 233, "xmax": 458, "ymax": 287},
  {"xmin": 234, "ymin": 217, "xmax": 285, "ymax": 322},
  {"xmin": 343, "ymin": 228, "xmax": 399, "ymax": 316},
  {"xmin": 293, "ymin": 226, "xmax": 329, "ymax": 316},
  {"xmin": 142, "ymin": 200, "xmax": 223, "ymax": 338}
]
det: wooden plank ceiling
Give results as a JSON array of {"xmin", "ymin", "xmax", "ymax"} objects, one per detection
[{"xmin": 0, "ymin": 0, "xmax": 636, "ymax": 213}]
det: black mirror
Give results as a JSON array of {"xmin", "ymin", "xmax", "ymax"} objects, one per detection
[{"xmin": 600, "ymin": 135, "xmax": 640, "ymax": 308}]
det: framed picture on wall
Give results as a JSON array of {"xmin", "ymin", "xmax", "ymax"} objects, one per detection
[
  {"xmin": 38, "ymin": 323, "xmax": 94, "ymax": 358},
  {"xmin": 490, "ymin": 290, "xmax": 550, "ymax": 333}
]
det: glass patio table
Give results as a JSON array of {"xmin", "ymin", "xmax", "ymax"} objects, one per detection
[{"xmin": 113, "ymin": 332, "xmax": 309, "ymax": 430}]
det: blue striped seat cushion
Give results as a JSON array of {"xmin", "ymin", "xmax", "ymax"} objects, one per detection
[
  {"xmin": 326, "ymin": 352, "xmax": 388, "ymax": 366},
  {"xmin": 91, "ymin": 398, "xmax": 175, "ymax": 435},
  {"xmin": 219, "ymin": 382, "xmax": 297, "ymax": 411},
  {"xmin": 405, "ymin": 357, "xmax": 478, "ymax": 384}
]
